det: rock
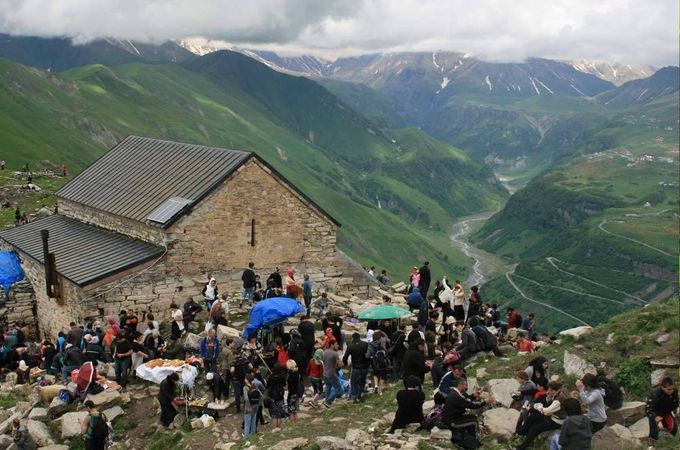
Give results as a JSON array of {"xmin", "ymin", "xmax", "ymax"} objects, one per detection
[
  {"xmin": 214, "ymin": 443, "xmax": 236, "ymax": 450},
  {"xmin": 404, "ymin": 422, "xmax": 420, "ymax": 433},
  {"xmin": 650, "ymin": 356, "xmax": 680, "ymax": 368},
  {"xmin": 39, "ymin": 446, "xmax": 70, "ymax": 450},
  {"xmin": 0, "ymin": 434, "xmax": 12, "ymax": 449},
  {"xmin": 563, "ymin": 350, "xmax": 596, "ymax": 379},
  {"xmin": 103, "ymin": 406, "xmax": 124, "ymax": 422},
  {"xmin": 476, "ymin": 368, "xmax": 488, "ymax": 378},
  {"xmin": 506, "ymin": 328, "xmax": 527, "ymax": 341},
  {"xmin": 592, "ymin": 424, "xmax": 640, "ymax": 450},
  {"xmin": 316, "ymin": 436, "xmax": 352, "ymax": 450},
  {"xmin": 430, "ymin": 426, "xmax": 452, "ymax": 440},
  {"xmin": 651, "ymin": 368, "xmax": 674, "ymax": 387},
  {"xmin": 190, "ymin": 418, "xmax": 204, "ymax": 429},
  {"xmin": 628, "ymin": 417, "xmax": 650, "ymax": 439},
  {"xmin": 29, "ymin": 407, "xmax": 48, "ymax": 421},
  {"xmin": 559, "ymin": 326, "xmax": 593, "ymax": 339},
  {"xmin": 655, "ymin": 334, "xmax": 670, "ymax": 345},
  {"xmin": 47, "ymin": 397, "xmax": 76, "ymax": 419},
  {"xmin": 607, "ymin": 401, "xmax": 646, "ymax": 425},
  {"xmin": 483, "ymin": 408, "xmax": 520, "ymax": 437},
  {"xmin": 467, "ymin": 377, "xmax": 478, "ymax": 394},
  {"xmin": 391, "ymin": 282, "xmax": 407, "ymax": 294},
  {"xmin": 84, "ymin": 390, "xmax": 121, "ymax": 409},
  {"xmin": 27, "ymin": 419, "xmax": 55, "ymax": 446},
  {"xmin": 498, "ymin": 344, "xmax": 516, "ymax": 355},
  {"xmin": 38, "ymin": 385, "xmax": 66, "ymax": 405},
  {"xmin": 487, "ymin": 379, "xmax": 518, "ymax": 408},
  {"xmin": 606, "ymin": 333, "xmax": 615, "ymax": 345},
  {"xmin": 345, "ymin": 428, "xmax": 371, "ymax": 444},
  {"xmin": 216, "ymin": 325, "xmax": 241, "ymax": 341},
  {"xmin": 184, "ymin": 332, "xmax": 202, "ymax": 351},
  {"xmin": 276, "ymin": 437, "xmax": 309, "ymax": 450},
  {"xmin": 60, "ymin": 411, "xmax": 88, "ymax": 438}
]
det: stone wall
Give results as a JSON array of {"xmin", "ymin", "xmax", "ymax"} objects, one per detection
[
  {"xmin": 58, "ymin": 199, "xmax": 166, "ymax": 246},
  {"xmin": 0, "ymin": 280, "xmax": 38, "ymax": 336}
]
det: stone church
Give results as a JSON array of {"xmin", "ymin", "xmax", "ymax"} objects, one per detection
[{"xmin": 0, "ymin": 136, "xmax": 372, "ymax": 339}]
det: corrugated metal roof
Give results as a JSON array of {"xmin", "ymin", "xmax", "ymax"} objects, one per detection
[
  {"xmin": 57, "ymin": 136, "xmax": 252, "ymax": 226},
  {"xmin": 0, "ymin": 215, "xmax": 164, "ymax": 286}
]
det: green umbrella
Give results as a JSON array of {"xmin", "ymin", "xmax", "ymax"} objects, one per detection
[{"xmin": 357, "ymin": 305, "xmax": 413, "ymax": 321}]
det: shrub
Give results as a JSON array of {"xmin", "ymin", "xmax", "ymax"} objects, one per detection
[{"xmin": 614, "ymin": 358, "xmax": 652, "ymax": 398}]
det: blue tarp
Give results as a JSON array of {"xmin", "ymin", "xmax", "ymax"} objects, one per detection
[
  {"xmin": 242, "ymin": 297, "xmax": 305, "ymax": 338},
  {"xmin": 0, "ymin": 251, "xmax": 24, "ymax": 300}
]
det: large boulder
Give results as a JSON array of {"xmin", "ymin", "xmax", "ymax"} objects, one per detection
[
  {"xmin": 84, "ymin": 390, "xmax": 122, "ymax": 410},
  {"xmin": 27, "ymin": 419, "xmax": 55, "ymax": 447},
  {"xmin": 563, "ymin": 350, "xmax": 596, "ymax": 379},
  {"xmin": 650, "ymin": 356, "xmax": 680, "ymax": 368},
  {"xmin": 430, "ymin": 426, "xmax": 452, "ymax": 440},
  {"xmin": 487, "ymin": 379, "xmax": 518, "ymax": 408},
  {"xmin": 28, "ymin": 407, "xmax": 48, "ymax": 421},
  {"xmin": 103, "ymin": 406, "xmax": 125, "ymax": 422},
  {"xmin": 183, "ymin": 332, "xmax": 202, "ymax": 351},
  {"xmin": 277, "ymin": 437, "xmax": 309, "ymax": 450},
  {"xmin": 607, "ymin": 401, "xmax": 646, "ymax": 425},
  {"xmin": 483, "ymin": 408, "xmax": 520, "ymax": 437},
  {"xmin": 345, "ymin": 428, "xmax": 371, "ymax": 444},
  {"xmin": 316, "ymin": 436, "xmax": 352, "ymax": 450},
  {"xmin": 651, "ymin": 368, "xmax": 675, "ymax": 387},
  {"xmin": 628, "ymin": 417, "xmax": 650, "ymax": 439},
  {"xmin": 559, "ymin": 326, "xmax": 593, "ymax": 339},
  {"xmin": 591, "ymin": 424, "xmax": 641, "ymax": 450},
  {"xmin": 60, "ymin": 411, "xmax": 88, "ymax": 438},
  {"xmin": 47, "ymin": 397, "xmax": 76, "ymax": 419},
  {"xmin": 216, "ymin": 325, "xmax": 241, "ymax": 341}
]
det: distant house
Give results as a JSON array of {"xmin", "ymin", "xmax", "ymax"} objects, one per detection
[{"xmin": 0, "ymin": 136, "xmax": 371, "ymax": 338}]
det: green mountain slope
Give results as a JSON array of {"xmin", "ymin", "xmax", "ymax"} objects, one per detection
[
  {"xmin": 0, "ymin": 54, "xmax": 506, "ymax": 278},
  {"xmin": 471, "ymin": 94, "xmax": 679, "ymax": 332}
]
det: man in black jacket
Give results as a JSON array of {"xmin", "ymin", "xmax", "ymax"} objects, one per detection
[
  {"xmin": 401, "ymin": 333, "xmax": 429, "ymax": 386},
  {"xmin": 442, "ymin": 378, "xmax": 492, "ymax": 433},
  {"xmin": 646, "ymin": 377, "xmax": 679, "ymax": 442},
  {"xmin": 62, "ymin": 343, "xmax": 85, "ymax": 381},
  {"xmin": 241, "ymin": 262, "xmax": 257, "ymax": 308},
  {"xmin": 389, "ymin": 324, "xmax": 407, "ymax": 381},
  {"xmin": 297, "ymin": 319, "xmax": 316, "ymax": 359},
  {"xmin": 418, "ymin": 261, "xmax": 431, "ymax": 299},
  {"xmin": 343, "ymin": 333, "xmax": 370, "ymax": 403},
  {"xmin": 267, "ymin": 267, "xmax": 283, "ymax": 290}
]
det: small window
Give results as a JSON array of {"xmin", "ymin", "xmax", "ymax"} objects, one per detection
[{"xmin": 250, "ymin": 219, "xmax": 256, "ymax": 247}]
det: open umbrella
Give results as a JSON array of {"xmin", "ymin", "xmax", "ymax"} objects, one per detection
[
  {"xmin": 357, "ymin": 305, "xmax": 412, "ymax": 321},
  {"xmin": 242, "ymin": 297, "xmax": 305, "ymax": 338}
]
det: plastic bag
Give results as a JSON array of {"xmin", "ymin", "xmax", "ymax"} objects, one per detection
[{"xmin": 199, "ymin": 413, "xmax": 215, "ymax": 428}]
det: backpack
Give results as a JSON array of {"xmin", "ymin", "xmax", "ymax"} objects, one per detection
[
  {"xmin": 422, "ymin": 405, "xmax": 444, "ymax": 430},
  {"xmin": 371, "ymin": 349, "xmax": 391, "ymax": 371},
  {"xmin": 515, "ymin": 314, "xmax": 523, "ymax": 328},
  {"xmin": 248, "ymin": 385, "xmax": 262, "ymax": 406},
  {"xmin": 451, "ymin": 428, "xmax": 481, "ymax": 449},
  {"xmin": 597, "ymin": 375, "xmax": 623, "ymax": 409},
  {"xmin": 90, "ymin": 413, "xmax": 109, "ymax": 441}
]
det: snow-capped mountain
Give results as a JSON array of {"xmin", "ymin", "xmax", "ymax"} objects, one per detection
[{"xmin": 569, "ymin": 60, "xmax": 656, "ymax": 86}]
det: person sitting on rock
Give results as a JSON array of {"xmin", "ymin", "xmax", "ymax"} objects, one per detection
[
  {"xmin": 645, "ymin": 376, "xmax": 679, "ymax": 444},
  {"xmin": 513, "ymin": 370, "xmax": 537, "ymax": 405},
  {"xmin": 454, "ymin": 321, "xmax": 477, "ymax": 361},
  {"xmin": 388, "ymin": 375, "xmax": 425, "ymax": 433},
  {"xmin": 435, "ymin": 362, "xmax": 466, "ymax": 405},
  {"xmin": 575, "ymin": 373, "xmax": 607, "ymax": 434},
  {"xmin": 313, "ymin": 292, "xmax": 330, "ymax": 319},
  {"xmin": 516, "ymin": 380, "xmax": 568, "ymax": 450},
  {"xmin": 516, "ymin": 377, "xmax": 550, "ymax": 435},
  {"xmin": 516, "ymin": 334, "xmax": 535, "ymax": 353},
  {"xmin": 442, "ymin": 377, "xmax": 492, "ymax": 436},
  {"xmin": 524, "ymin": 356, "xmax": 550, "ymax": 384},
  {"xmin": 549, "ymin": 397, "xmax": 592, "ymax": 450}
]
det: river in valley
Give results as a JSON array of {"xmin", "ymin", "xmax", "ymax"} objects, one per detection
[{"xmin": 449, "ymin": 211, "xmax": 508, "ymax": 288}]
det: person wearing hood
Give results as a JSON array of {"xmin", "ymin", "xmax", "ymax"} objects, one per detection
[
  {"xmin": 171, "ymin": 310, "xmax": 187, "ymax": 340},
  {"xmin": 401, "ymin": 333, "xmax": 429, "ymax": 386},
  {"xmin": 406, "ymin": 286, "xmax": 423, "ymax": 313},
  {"xmin": 16, "ymin": 360, "xmax": 30, "ymax": 384},
  {"xmin": 549, "ymin": 397, "xmax": 592, "ymax": 450},
  {"xmin": 202, "ymin": 278, "xmax": 218, "ymax": 312}
]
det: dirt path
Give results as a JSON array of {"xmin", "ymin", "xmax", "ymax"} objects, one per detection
[{"xmin": 598, "ymin": 219, "xmax": 674, "ymax": 258}]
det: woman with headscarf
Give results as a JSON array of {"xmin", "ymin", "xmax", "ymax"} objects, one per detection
[
  {"xmin": 158, "ymin": 372, "xmax": 181, "ymax": 428},
  {"xmin": 170, "ymin": 310, "xmax": 186, "ymax": 340},
  {"xmin": 322, "ymin": 328, "xmax": 335, "ymax": 349},
  {"xmin": 202, "ymin": 278, "xmax": 218, "ymax": 312},
  {"xmin": 285, "ymin": 268, "xmax": 302, "ymax": 299}
]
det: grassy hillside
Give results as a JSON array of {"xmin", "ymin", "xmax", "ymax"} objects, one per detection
[
  {"xmin": 471, "ymin": 95, "xmax": 679, "ymax": 332},
  {"xmin": 0, "ymin": 54, "xmax": 506, "ymax": 278}
]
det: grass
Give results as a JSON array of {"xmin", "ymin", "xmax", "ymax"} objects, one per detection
[{"xmin": 0, "ymin": 391, "xmax": 26, "ymax": 408}]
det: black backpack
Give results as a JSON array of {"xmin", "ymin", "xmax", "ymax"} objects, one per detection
[
  {"xmin": 248, "ymin": 386, "xmax": 262, "ymax": 406},
  {"xmin": 597, "ymin": 375, "xmax": 623, "ymax": 409},
  {"xmin": 372, "ymin": 349, "xmax": 391, "ymax": 371},
  {"xmin": 90, "ymin": 414, "xmax": 109, "ymax": 441},
  {"xmin": 451, "ymin": 427, "xmax": 481, "ymax": 449}
]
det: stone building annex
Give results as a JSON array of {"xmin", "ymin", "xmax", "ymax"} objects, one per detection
[{"xmin": 0, "ymin": 136, "xmax": 372, "ymax": 339}]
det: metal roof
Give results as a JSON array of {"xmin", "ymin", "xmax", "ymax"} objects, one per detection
[
  {"xmin": 57, "ymin": 136, "xmax": 252, "ymax": 227},
  {"xmin": 0, "ymin": 215, "xmax": 164, "ymax": 286}
]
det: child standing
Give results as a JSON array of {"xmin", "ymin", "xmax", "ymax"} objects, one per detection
[{"xmin": 307, "ymin": 346, "xmax": 324, "ymax": 407}]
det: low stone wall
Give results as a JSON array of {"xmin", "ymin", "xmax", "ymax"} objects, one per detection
[{"xmin": 0, "ymin": 280, "xmax": 38, "ymax": 336}]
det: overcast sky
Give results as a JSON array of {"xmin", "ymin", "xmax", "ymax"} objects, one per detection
[{"xmin": 0, "ymin": 0, "xmax": 677, "ymax": 66}]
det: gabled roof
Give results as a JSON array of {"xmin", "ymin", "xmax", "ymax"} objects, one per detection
[
  {"xmin": 0, "ymin": 215, "xmax": 164, "ymax": 286},
  {"xmin": 57, "ymin": 135, "xmax": 339, "ymax": 227}
]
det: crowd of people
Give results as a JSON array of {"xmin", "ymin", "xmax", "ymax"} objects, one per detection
[{"xmin": 0, "ymin": 260, "xmax": 677, "ymax": 450}]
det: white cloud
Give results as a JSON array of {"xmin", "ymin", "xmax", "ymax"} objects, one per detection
[{"xmin": 0, "ymin": 0, "xmax": 677, "ymax": 66}]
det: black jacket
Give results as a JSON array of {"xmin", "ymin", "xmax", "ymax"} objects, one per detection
[
  {"xmin": 267, "ymin": 272, "xmax": 283, "ymax": 289},
  {"xmin": 343, "ymin": 340, "xmax": 370, "ymax": 369},
  {"xmin": 242, "ymin": 269, "xmax": 256, "ymax": 289},
  {"xmin": 402, "ymin": 348, "xmax": 429, "ymax": 383},
  {"xmin": 418, "ymin": 265, "xmax": 431, "ymax": 291},
  {"xmin": 389, "ymin": 331, "xmax": 406, "ymax": 359},
  {"xmin": 64, "ymin": 345, "xmax": 85, "ymax": 366},
  {"xmin": 442, "ymin": 388, "xmax": 485, "ymax": 423},
  {"xmin": 646, "ymin": 387, "xmax": 679, "ymax": 416}
]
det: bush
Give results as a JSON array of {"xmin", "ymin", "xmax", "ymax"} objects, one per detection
[{"xmin": 614, "ymin": 359, "xmax": 652, "ymax": 398}]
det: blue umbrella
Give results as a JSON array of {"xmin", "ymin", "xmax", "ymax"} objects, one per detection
[
  {"xmin": 0, "ymin": 251, "xmax": 24, "ymax": 300},
  {"xmin": 242, "ymin": 297, "xmax": 305, "ymax": 338}
]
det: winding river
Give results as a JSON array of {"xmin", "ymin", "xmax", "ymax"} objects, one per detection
[{"xmin": 449, "ymin": 211, "xmax": 508, "ymax": 287}]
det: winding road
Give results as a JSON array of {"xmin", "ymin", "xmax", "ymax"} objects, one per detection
[{"xmin": 598, "ymin": 219, "xmax": 674, "ymax": 258}]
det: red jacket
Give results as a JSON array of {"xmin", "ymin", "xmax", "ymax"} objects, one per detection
[{"xmin": 307, "ymin": 359, "xmax": 323, "ymax": 378}]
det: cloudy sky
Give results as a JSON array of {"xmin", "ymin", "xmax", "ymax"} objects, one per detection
[{"xmin": 0, "ymin": 0, "xmax": 677, "ymax": 65}]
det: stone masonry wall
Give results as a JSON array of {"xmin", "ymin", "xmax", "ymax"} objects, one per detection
[
  {"xmin": 58, "ymin": 199, "xmax": 166, "ymax": 246},
  {"xmin": 0, "ymin": 280, "xmax": 38, "ymax": 336}
]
